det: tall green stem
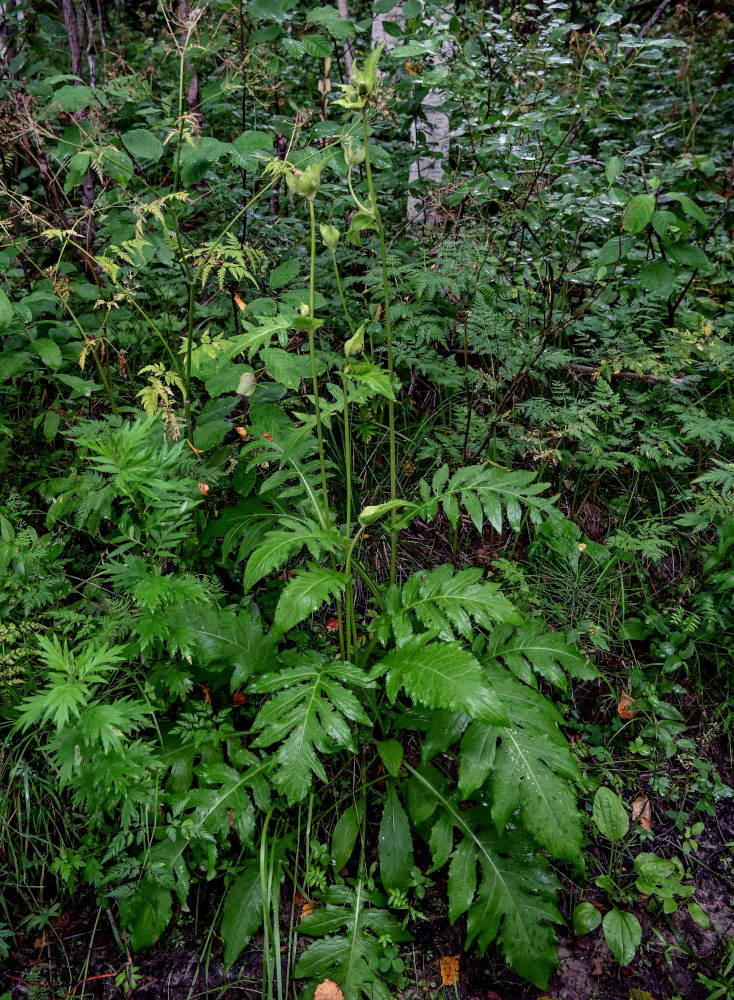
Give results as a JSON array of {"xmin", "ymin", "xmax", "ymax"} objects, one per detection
[
  {"xmin": 307, "ymin": 202, "xmax": 347, "ymax": 658},
  {"xmin": 307, "ymin": 201, "xmax": 330, "ymax": 528},
  {"xmin": 333, "ymin": 251, "xmax": 358, "ymax": 657},
  {"xmin": 361, "ymin": 109, "xmax": 397, "ymax": 584},
  {"xmin": 332, "ymin": 252, "xmax": 355, "ymax": 334}
]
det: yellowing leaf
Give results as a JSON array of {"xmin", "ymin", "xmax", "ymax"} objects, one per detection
[
  {"xmin": 617, "ymin": 691, "xmax": 637, "ymax": 719},
  {"xmin": 440, "ymin": 955, "xmax": 460, "ymax": 986}
]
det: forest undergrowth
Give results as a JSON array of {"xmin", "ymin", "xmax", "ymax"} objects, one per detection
[{"xmin": 0, "ymin": 2, "xmax": 733, "ymax": 999}]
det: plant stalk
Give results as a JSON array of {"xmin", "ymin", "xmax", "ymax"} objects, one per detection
[{"xmin": 361, "ymin": 109, "xmax": 397, "ymax": 584}]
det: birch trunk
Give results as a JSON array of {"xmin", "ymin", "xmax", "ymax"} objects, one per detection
[
  {"xmin": 178, "ymin": 1, "xmax": 201, "ymax": 133},
  {"xmin": 406, "ymin": 2, "xmax": 453, "ymax": 225},
  {"xmin": 371, "ymin": 2, "xmax": 404, "ymax": 55}
]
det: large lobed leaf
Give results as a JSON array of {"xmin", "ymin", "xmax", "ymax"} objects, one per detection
[
  {"xmin": 408, "ymin": 765, "xmax": 562, "ymax": 989},
  {"xmin": 483, "ymin": 623, "xmax": 597, "ymax": 689},
  {"xmin": 373, "ymin": 564, "xmax": 522, "ymax": 645},
  {"xmin": 406, "ymin": 464, "xmax": 559, "ymax": 535},
  {"xmin": 466, "ymin": 665, "xmax": 583, "ymax": 863},
  {"xmin": 371, "ymin": 634, "xmax": 509, "ymax": 726},
  {"xmin": 249, "ymin": 653, "xmax": 372, "ymax": 803},
  {"xmin": 273, "ymin": 564, "xmax": 346, "ymax": 633}
]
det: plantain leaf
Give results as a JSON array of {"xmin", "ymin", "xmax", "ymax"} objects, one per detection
[
  {"xmin": 378, "ymin": 781, "xmax": 413, "ymax": 889},
  {"xmin": 331, "ymin": 799, "xmax": 364, "ymax": 873},
  {"xmin": 221, "ymin": 863, "xmax": 263, "ymax": 968}
]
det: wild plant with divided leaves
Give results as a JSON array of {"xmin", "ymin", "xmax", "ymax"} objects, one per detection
[{"xmin": 1, "ymin": 2, "xmax": 733, "ymax": 995}]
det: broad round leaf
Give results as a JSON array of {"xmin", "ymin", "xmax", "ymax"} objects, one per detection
[
  {"xmin": 572, "ymin": 902, "xmax": 602, "ymax": 935},
  {"xmin": 602, "ymin": 908, "xmax": 641, "ymax": 966},
  {"xmin": 122, "ymin": 129, "xmax": 164, "ymax": 162},
  {"xmin": 623, "ymin": 194, "xmax": 656, "ymax": 235}
]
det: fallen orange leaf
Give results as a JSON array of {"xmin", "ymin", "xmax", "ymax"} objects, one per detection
[
  {"xmin": 300, "ymin": 902, "xmax": 314, "ymax": 921},
  {"xmin": 197, "ymin": 482, "xmax": 210, "ymax": 496},
  {"xmin": 234, "ymin": 294, "xmax": 247, "ymax": 312},
  {"xmin": 314, "ymin": 980, "xmax": 344, "ymax": 1000},
  {"xmin": 235, "ymin": 426, "xmax": 248, "ymax": 439},
  {"xmin": 440, "ymin": 955, "xmax": 460, "ymax": 987},
  {"xmin": 617, "ymin": 691, "xmax": 638, "ymax": 719},
  {"xmin": 631, "ymin": 796, "xmax": 653, "ymax": 830},
  {"xmin": 187, "ymin": 439, "xmax": 204, "ymax": 454}
]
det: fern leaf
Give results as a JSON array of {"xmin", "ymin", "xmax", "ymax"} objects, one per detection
[
  {"xmin": 371, "ymin": 634, "xmax": 509, "ymax": 726},
  {"xmin": 273, "ymin": 565, "xmax": 346, "ymax": 634}
]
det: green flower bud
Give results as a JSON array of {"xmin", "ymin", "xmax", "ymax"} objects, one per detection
[
  {"xmin": 320, "ymin": 223, "xmax": 340, "ymax": 252},
  {"xmin": 286, "ymin": 161, "xmax": 322, "ymax": 201},
  {"xmin": 343, "ymin": 140, "xmax": 365, "ymax": 168},
  {"xmin": 344, "ymin": 324, "xmax": 365, "ymax": 358},
  {"xmin": 334, "ymin": 43, "xmax": 384, "ymax": 110}
]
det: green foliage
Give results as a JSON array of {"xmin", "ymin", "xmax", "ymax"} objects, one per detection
[
  {"xmin": 249, "ymin": 653, "xmax": 372, "ymax": 803},
  {"xmin": 1, "ymin": 0, "xmax": 732, "ymax": 993}
]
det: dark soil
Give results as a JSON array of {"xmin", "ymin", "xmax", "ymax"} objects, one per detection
[{"xmin": 3, "ymin": 728, "xmax": 732, "ymax": 1000}]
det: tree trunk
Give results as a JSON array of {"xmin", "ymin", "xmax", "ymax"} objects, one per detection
[
  {"xmin": 336, "ymin": 0, "xmax": 353, "ymax": 79},
  {"xmin": 178, "ymin": 1, "xmax": 201, "ymax": 134},
  {"xmin": 371, "ymin": 2, "xmax": 404, "ymax": 55},
  {"xmin": 0, "ymin": 0, "xmax": 24, "ymax": 75},
  {"xmin": 406, "ymin": 3, "xmax": 453, "ymax": 225},
  {"xmin": 61, "ymin": 0, "xmax": 96, "ymax": 254}
]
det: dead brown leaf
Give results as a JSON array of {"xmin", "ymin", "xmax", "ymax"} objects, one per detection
[
  {"xmin": 631, "ymin": 796, "xmax": 653, "ymax": 830},
  {"xmin": 440, "ymin": 955, "xmax": 460, "ymax": 986},
  {"xmin": 617, "ymin": 691, "xmax": 638, "ymax": 719},
  {"xmin": 314, "ymin": 980, "xmax": 343, "ymax": 1000}
]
